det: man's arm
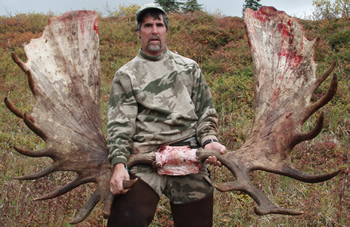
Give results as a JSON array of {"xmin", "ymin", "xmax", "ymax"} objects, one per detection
[
  {"xmin": 191, "ymin": 64, "xmax": 227, "ymax": 164},
  {"xmin": 107, "ymin": 71, "xmax": 137, "ymax": 166},
  {"xmin": 107, "ymin": 71, "xmax": 137, "ymax": 194},
  {"xmin": 191, "ymin": 65, "xmax": 219, "ymax": 146}
]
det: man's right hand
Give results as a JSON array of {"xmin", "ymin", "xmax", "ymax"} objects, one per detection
[{"xmin": 110, "ymin": 163, "xmax": 130, "ymax": 195}]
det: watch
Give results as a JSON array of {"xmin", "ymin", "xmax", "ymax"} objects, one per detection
[{"xmin": 203, "ymin": 139, "xmax": 218, "ymax": 147}]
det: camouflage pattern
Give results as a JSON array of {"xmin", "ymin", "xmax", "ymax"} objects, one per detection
[
  {"xmin": 107, "ymin": 47, "xmax": 219, "ymax": 167},
  {"xmin": 130, "ymin": 164, "xmax": 213, "ymax": 203}
]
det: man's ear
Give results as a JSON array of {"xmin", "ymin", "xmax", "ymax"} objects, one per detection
[{"xmin": 137, "ymin": 30, "xmax": 141, "ymax": 39}]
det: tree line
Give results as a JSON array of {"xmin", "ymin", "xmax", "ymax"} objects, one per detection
[
  {"xmin": 154, "ymin": 0, "xmax": 263, "ymax": 14},
  {"xmin": 154, "ymin": 0, "xmax": 349, "ymax": 19}
]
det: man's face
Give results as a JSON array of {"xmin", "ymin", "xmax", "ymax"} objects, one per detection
[{"xmin": 137, "ymin": 13, "xmax": 167, "ymax": 56}]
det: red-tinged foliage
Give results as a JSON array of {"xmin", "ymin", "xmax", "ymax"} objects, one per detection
[{"xmin": 0, "ymin": 32, "xmax": 41, "ymax": 50}]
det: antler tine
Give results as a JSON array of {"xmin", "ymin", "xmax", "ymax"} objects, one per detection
[
  {"xmin": 301, "ymin": 61, "xmax": 337, "ymax": 125},
  {"xmin": 71, "ymin": 175, "xmax": 140, "ymax": 223},
  {"xmin": 5, "ymin": 98, "xmax": 46, "ymax": 141},
  {"xmin": 304, "ymin": 73, "xmax": 338, "ymax": 124},
  {"xmin": 11, "ymin": 53, "xmax": 37, "ymax": 96},
  {"xmin": 314, "ymin": 61, "xmax": 337, "ymax": 90},
  {"xmin": 34, "ymin": 176, "xmax": 86, "ymax": 201},
  {"xmin": 14, "ymin": 146, "xmax": 53, "ymax": 158},
  {"xmin": 4, "ymin": 97, "xmax": 24, "ymax": 119},
  {"xmin": 70, "ymin": 190, "xmax": 102, "ymax": 224},
  {"xmin": 102, "ymin": 193, "xmax": 115, "ymax": 219},
  {"xmin": 254, "ymin": 206, "xmax": 303, "ymax": 216},
  {"xmin": 23, "ymin": 113, "xmax": 48, "ymax": 141},
  {"xmin": 282, "ymin": 166, "xmax": 342, "ymax": 183},
  {"xmin": 15, "ymin": 164, "xmax": 55, "ymax": 180},
  {"xmin": 291, "ymin": 112, "xmax": 324, "ymax": 148},
  {"xmin": 215, "ymin": 179, "xmax": 303, "ymax": 215},
  {"xmin": 247, "ymin": 180, "xmax": 303, "ymax": 216},
  {"xmin": 128, "ymin": 152, "xmax": 157, "ymax": 168},
  {"xmin": 35, "ymin": 177, "xmax": 107, "ymax": 224},
  {"xmin": 11, "ymin": 53, "xmax": 29, "ymax": 72}
]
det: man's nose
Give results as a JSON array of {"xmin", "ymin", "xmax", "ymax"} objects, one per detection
[{"xmin": 151, "ymin": 24, "xmax": 159, "ymax": 34}]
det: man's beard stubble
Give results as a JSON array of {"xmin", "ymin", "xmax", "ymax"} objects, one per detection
[{"xmin": 147, "ymin": 35, "xmax": 162, "ymax": 52}]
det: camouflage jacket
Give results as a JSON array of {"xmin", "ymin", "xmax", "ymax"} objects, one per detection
[{"xmin": 107, "ymin": 47, "xmax": 218, "ymax": 167}]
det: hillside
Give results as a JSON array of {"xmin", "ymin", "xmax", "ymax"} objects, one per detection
[{"xmin": 0, "ymin": 11, "xmax": 349, "ymax": 226}]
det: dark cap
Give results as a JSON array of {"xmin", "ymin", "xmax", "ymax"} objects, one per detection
[{"xmin": 136, "ymin": 3, "xmax": 166, "ymax": 24}]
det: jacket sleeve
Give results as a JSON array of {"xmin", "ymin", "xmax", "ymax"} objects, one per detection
[
  {"xmin": 107, "ymin": 71, "xmax": 137, "ymax": 167},
  {"xmin": 191, "ymin": 64, "xmax": 219, "ymax": 146}
]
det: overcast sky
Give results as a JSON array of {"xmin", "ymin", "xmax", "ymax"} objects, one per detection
[{"xmin": 0, "ymin": 0, "xmax": 317, "ymax": 18}]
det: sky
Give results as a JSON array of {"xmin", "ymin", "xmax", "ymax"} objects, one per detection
[{"xmin": 0, "ymin": 0, "xmax": 316, "ymax": 19}]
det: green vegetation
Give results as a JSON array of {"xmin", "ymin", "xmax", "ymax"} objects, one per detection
[
  {"xmin": 242, "ymin": 0, "xmax": 262, "ymax": 16},
  {"xmin": 312, "ymin": 0, "xmax": 350, "ymax": 19},
  {"xmin": 155, "ymin": 0, "xmax": 184, "ymax": 13},
  {"xmin": 0, "ymin": 9, "xmax": 349, "ymax": 226},
  {"xmin": 155, "ymin": 0, "xmax": 203, "ymax": 13}
]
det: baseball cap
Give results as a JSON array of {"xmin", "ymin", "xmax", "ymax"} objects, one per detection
[{"xmin": 136, "ymin": 3, "xmax": 166, "ymax": 23}]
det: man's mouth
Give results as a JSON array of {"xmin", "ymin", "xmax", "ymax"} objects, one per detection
[{"xmin": 149, "ymin": 36, "xmax": 161, "ymax": 43}]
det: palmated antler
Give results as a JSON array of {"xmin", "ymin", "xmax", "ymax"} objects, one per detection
[
  {"xmin": 4, "ymin": 11, "xmax": 136, "ymax": 224},
  {"xmin": 196, "ymin": 7, "xmax": 340, "ymax": 215}
]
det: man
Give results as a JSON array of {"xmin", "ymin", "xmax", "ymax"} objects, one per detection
[{"xmin": 107, "ymin": 3, "xmax": 226, "ymax": 226}]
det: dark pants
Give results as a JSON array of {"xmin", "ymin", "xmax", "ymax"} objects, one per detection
[{"xmin": 107, "ymin": 173, "xmax": 214, "ymax": 227}]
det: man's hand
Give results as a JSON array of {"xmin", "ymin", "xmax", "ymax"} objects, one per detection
[
  {"xmin": 204, "ymin": 142, "xmax": 226, "ymax": 167},
  {"xmin": 110, "ymin": 163, "xmax": 130, "ymax": 195}
]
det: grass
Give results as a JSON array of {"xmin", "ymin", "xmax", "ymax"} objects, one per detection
[{"xmin": 0, "ymin": 11, "xmax": 349, "ymax": 226}]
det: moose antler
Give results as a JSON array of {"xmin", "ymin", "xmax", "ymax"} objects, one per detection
[
  {"xmin": 195, "ymin": 7, "xmax": 341, "ymax": 215},
  {"xmin": 4, "ymin": 11, "xmax": 136, "ymax": 224}
]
